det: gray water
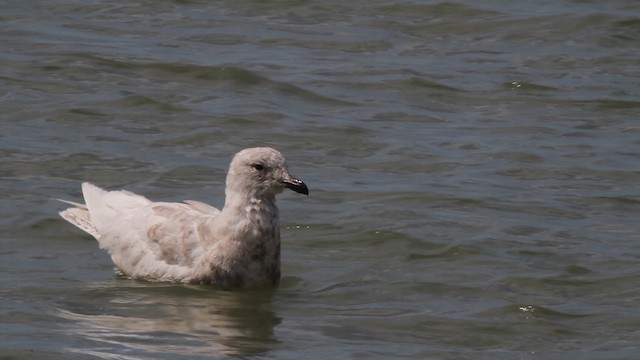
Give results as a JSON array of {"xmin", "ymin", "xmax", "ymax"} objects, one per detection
[{"xmin": 1, "ymin": 0, "xmax": 639, "ymax": 359}]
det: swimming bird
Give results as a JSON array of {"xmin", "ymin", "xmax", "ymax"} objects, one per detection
[{"xmin": 58, "ymin": 147, "xmax": 308, "ymax": 289}]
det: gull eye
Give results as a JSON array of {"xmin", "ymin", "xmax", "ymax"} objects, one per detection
[{"xmin": 251, "ymin": 163, "xmax": 265, "ymax": 171}]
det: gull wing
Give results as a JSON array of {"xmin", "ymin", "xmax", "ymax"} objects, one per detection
[
  {"xmin": 60, "ymin": 183, "xmax": 221, "ymax": 282},
  {"xmin": 183, "ymin": 200, "xmax": 221, "ymax": 216}
]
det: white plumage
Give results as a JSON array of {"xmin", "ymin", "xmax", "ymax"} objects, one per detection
[{"xmin": 59, "ymin": 147, "xmax": 308, "ymax": 289}]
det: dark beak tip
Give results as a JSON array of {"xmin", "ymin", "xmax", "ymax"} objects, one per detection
[{"xmin": 284, "ymin": 178, "xmax": 309, "ymax": 196}]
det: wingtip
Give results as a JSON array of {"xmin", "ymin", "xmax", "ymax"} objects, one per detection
[
  {"xmin": 56, "ymin": 198, "xmax": 87, "ymax": 208},
  {"xmin": 81, "ymin": 182, "xmax": 98, "ymax": 191},
  {"xmin": 81, "ymin": 182, "xmax": 109, "ymax": 199}
]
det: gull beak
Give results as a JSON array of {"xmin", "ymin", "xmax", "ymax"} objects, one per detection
[{"xmin": 283, "ymin": 177, "xmax": 309, "ymax": 196}]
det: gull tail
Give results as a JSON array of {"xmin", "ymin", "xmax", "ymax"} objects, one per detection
[{"xmin": 58, "ymin": 199, "xmax": 99, "ymax": 239}]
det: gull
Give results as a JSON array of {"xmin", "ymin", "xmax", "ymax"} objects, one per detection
[{"xmin": 58, "ymin": 147, "xmax": 308, "ymax": 289}]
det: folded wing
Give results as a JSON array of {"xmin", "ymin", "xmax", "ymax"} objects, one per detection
[{"xmin": 59, "ymin": 182, "xmax": 221, "ymax": 282}]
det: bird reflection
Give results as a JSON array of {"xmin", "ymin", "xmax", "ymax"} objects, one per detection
[{"xmin": 57, "ymin": 281, "xmax": 282, "ymax": 358}]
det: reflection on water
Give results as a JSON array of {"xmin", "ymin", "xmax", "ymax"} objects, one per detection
[{"xmin": 58, "ymin": 283, "xmax": 280, "ymax": 358}]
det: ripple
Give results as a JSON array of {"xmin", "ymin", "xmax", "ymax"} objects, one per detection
[
  {"xmin": 477, "ymin": 304, "xmax": 594, "ymax": 319},
  {"xmin": 151, "ymin": 165, "xmax": 221, "ymax": 188},
  {"xmin": 406, "ymin": 245, "xmax": 480, "ymax": 261}
]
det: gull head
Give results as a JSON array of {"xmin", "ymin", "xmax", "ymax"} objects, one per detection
[{"xmin": 226, "ymin": 147, "xmax": 309, "ymax": 199}]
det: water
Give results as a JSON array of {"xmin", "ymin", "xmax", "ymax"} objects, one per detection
[{"xmin": 1, "ymin": 0, "xmax": 639, "ymax": 359}]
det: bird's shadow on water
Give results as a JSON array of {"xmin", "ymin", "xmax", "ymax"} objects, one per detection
[{"xmin": 56, "ymin": 278, "xmax": 283, "ymax": 358}]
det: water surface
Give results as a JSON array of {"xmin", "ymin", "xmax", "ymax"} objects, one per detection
[{"xmin": 1, "ymin": 0, "xmax": 639, "ymax": 359}]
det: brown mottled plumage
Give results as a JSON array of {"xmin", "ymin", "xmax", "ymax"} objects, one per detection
[{"xmin": 58, "ymin": 147, "xmax": 308, "ymax": 289}]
